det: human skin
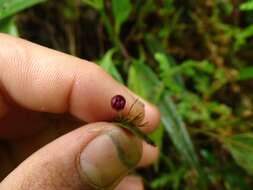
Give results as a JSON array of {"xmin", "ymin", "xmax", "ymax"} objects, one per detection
[{"xmin": 0, "ymin": 33, "xmax": 160, "ymax": 190}]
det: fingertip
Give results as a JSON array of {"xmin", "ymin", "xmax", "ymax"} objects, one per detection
[
  {"xmin": 142, "ymin": 102, "xmax": 161, "ymax": 133},
  {"xmin": 138, "ymin": 141, "xmax": 159, "ymax": 167},
  {"xmin": 115, "ymin": 176, "xmax": 144, "ymax": 190}
]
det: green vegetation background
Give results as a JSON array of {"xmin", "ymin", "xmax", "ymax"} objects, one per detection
[{"xmin": 1, "ymin": 0, "xmax": 253, "ymax": 189}]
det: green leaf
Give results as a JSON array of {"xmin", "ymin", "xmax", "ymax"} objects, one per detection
[
  {"xmin": 144, "ymin": 35, "xmax": 183, "ymax": 86},
  {"xmin": 0, "ymin": 0, "xmax": 45, "ymax": 20},
  {"xmin": 154, "ymin": 52, "xmax": 184, "ymax": 93},
  {"xmin": 155, "ymin": 52, "xmax": 172, "ymax": 78},
  {"xmin": 238, "ymin": 67, "xmax": 253, "ymax": 80},
  {"xmin": 149, "ymin": 123, "xmax": 164, "ymax": 149},
  {"xmin": 225, "ymin": 133, "xmax": 253, "ymax": 175},
  {"xmin": 128, "ymin": 59, "xmax": 161, "ymax": 102},
  {"xmin": 158, "ymin": 93, "xmax": 200, "ymax": 167},
  {"xmin": 234, "ymin": 25, "xmax": 253, "ymax": 51},
  {"xmin": 240, "ymin": 1, "xmax": 253, "ymax": 11},
  {"xmin": 239, "ymin": 25, "xmax": 253, "ymax": 40},
  {"xmin": 99, "ymin": 49, "xmax": 124, "ymax": 83},
  {"xmin": 0, "ymin": 17, "xmax": 18, "ymax": 36},
  {"xmin": 128, "ymin": 60, "xmax": 201, "ymax": 172},
  {"xmin": 151, "ymin": 166, "xmax": 187, "ymax": 189},
  {"xmin": 82, "ymin": 0, "xmax": 103, "ymax": 11},
  {"xmin": 112, "ymin": 0, "xmax": 132, "ymax": 34}
]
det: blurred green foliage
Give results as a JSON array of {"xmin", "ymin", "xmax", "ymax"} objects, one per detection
[{"xmin": 1, "ymin": 0, "xmax": 253, "ymax": 189}]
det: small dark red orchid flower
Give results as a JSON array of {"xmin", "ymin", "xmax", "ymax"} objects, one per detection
[{"xmin": 111, "ymin": 95, "xmax": 126, "ymax": 111}]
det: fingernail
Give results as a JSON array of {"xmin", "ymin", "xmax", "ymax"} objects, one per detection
[{"xmin": 79, "ymin": 127, "xmax": 142, "ymax": 188}]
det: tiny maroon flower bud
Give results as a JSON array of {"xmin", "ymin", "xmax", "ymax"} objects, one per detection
[{"xmin": 111, "ymin": 95, "xmax": 126, "ymax": 111}]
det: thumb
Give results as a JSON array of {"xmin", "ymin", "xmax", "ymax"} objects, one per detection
[{"xmin": 0, "ymin": 122, "xmax": 142, "ymax": 190}]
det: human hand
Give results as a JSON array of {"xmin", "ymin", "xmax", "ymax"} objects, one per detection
[{"xmin": 0, "ymin": 34, "xmax": 160, "ymax": 190}]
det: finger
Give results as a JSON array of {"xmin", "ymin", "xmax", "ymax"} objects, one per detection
[
  {"xmin": 4, "ymin": 134, "xmax": 158, "ymax": 174},
  {"xmin": 138, "ymin": 142, "xmax": 159, "ymax": 167},
  {"xmin": 115, "ymin": 176, "xmax": 144, "ymax": 190},
  {"xmin": 0, "ymin": 34, "xmax": 160, "ymax": 135},
  {"xmin": 6, "ymin": 127, "xmax": 158, "ymax": 170},
  {"xmin": 0, "ymin": 122, "xmax": 142, "ymax": 190}
]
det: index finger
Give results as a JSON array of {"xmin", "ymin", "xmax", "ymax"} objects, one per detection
[{"xmin": 0, "ymin": 34, "xmax": 160, "ymax": 133}]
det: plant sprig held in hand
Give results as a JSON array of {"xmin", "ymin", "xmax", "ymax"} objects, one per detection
[{"xmin": 111, "ymin": 95, "xmax": 154, "ymax": 145}]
